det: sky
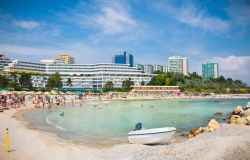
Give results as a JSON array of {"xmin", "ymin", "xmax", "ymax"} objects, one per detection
[{"xmin": 0, "ymin": 0, "xmax": 250, "ymax": 84}]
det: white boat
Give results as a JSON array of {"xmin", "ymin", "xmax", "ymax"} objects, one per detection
[{"xmin": 128, "ymin": 123, "xmax": 176, "ymax": 145}]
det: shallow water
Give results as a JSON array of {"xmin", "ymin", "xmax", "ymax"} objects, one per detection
[{"xmin": 23, "ymin": 99, "xmax": 248, "ymax": 144}]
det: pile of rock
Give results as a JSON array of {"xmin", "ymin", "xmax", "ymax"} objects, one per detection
[
  {"xmin": 229, "ymin": 102, "xmax": 250, "ymax": 125},
  {"xmin": 183, "ymin": 119, "xmax": 221, "ymax": 138},
  {"xmin": 181, "ymin": 102, "xmax": 250, "ymax": 139}
]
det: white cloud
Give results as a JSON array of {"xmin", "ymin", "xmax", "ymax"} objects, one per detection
[
  {"xmin": 176, "ymin": 4, "xmax": 230, "ymax": 33},
  {"xmin": 209, "ymin": 55, "xmax": 250, "ymax": 84},
  {"xmin": 14, "ymin": 20, "xmax": 42, "ymax": 30},
  {"xmin": 60, "ymin": 1, "xmax": 138, "ymax": 35},
  {"xmin": 93, "ymin": 6, "xmax": 137, "ymax": 35},
  {"xmin": 153, "ymin": 2, "xmax": 230, "ymax": 33}
]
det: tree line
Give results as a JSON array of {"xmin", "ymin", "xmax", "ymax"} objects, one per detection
[
  {"xmin": 1, "ymin": 71, "xmax": 249, "ymax": 93},
  {"xmin": 147, "ymin": 71, "xmax": 249, "ymax": 93}
]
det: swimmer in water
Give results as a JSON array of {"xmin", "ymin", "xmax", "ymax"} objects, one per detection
[{"xmin": 60, "ymin": 111, "xmax": 64, "ymax": 116}]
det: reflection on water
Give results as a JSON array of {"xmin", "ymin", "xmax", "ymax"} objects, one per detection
[{"xmin": 23, "ymin": 99, "xmax": 248, "ymax": 144}]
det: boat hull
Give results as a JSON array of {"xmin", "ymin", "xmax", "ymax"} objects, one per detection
[{"xmin": 128, "ymin": 128, "xmax": 176, "ymax": 144}]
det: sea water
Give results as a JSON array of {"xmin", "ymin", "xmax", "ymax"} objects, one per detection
[{"xmin": 23, "ymin": 99, "xmax": 248, "ymax": 144}]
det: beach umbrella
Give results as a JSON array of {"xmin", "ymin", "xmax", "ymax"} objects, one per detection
[
  {"xmin": 0, "ymin": 89, "xmax": 9, "ymax": 94},
  {"xmin": 0, "ymin": 89, "xmax": 15, "ymax": 96},
  {"xmin": 50, "ymin": 90, "xmax": 57, "ymax": 94}
]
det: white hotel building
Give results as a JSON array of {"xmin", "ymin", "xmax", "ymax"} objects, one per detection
[
  {"xmin": 168, "ymin": 56, "xmax": 189, "ymax": 75},
  {"xmin": 4, "ymin": 61, "xmax": 153, "ymax": 90}
]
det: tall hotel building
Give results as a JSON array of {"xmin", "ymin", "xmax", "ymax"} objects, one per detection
[
  {"xmin": 0, "ymin": 54, "xmax": 12, "ymax": 71},
  {"xmin": 202, "ymin": 62, "xmax": 219, "ymax": 79},
  {"xmin": 168, "ymin": 56, "xmax": 189, "ymax": 75},
  {"xmin": 136, "ymin": 64, "xmax": 164, "ymax": 74},
  {"xmin": 54, "ymin": 54, "xmax": 75, "ymax": 64},
  {"xmin": 112, "ymin": 51, "xmax": 134, "ymax": 67},
  {"xmin": 3, "ymin": 55, "xmax": 152, "ymax": 90}
]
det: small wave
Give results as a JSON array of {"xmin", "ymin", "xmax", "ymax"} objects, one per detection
[{"xmin": 46, "ymin": 116, "xmax": 66, "ymax": 132}]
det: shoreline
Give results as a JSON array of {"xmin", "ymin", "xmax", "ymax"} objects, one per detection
[
  {"xmin": 8, "ymin": 96, "xmax": 250, "ymax": 145},
  {"xmin": 16, "ymin": 101, "xmax": 188, "ymax": 146},
  {"xmin": 1, "ymin": 97, "xmax": 250, "ymax": 159}
]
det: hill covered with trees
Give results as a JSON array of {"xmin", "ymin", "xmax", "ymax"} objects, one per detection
[{"xmin": 148, "ymin": 71, "xmax": 249, "ymax": 94}]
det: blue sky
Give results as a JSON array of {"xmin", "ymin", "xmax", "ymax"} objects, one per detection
[{"xmin": 0, "ymin": 0, "xmax": 250, "ymax": 84}]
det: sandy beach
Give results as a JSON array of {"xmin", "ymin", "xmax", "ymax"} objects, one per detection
[{"xmin": 1, "ymin": 101, "xmax": 250, "ymax": 160}]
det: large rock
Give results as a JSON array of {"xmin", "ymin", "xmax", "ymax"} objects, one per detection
[
  {"xmin": 186, "ymin": 134, "xmax": 193, "ymax": 138},
  {"xmin": 245, "ymin": 116, "xmax": 250, "ymax": 125},
  {"xmin": 235, "ymin": 117, "xmax": 248, "ymax": 125},
  {"xmin": 229, "ymin": 115, "xmax": 241, "ymax": 124},
  {"xmin": 243, "ymin": 109, "xmax": 250, "ymax": 117},
  {"xmin": 208, "ymin": 119, "xmax": 220, "ymax": 129},
  {"xmin": 202, "ymin": 127, "xmax": 210, "ymax": 132},
  {"xmin": 232, "ymin": 106, "xmax": 243, "ymax": 115},
  {"xmin": 190, "ymin": 128, "xmax": 202, "ymax": 136}
]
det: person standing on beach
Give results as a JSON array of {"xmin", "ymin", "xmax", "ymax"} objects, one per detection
[
  {"xmin": 47, "ymin": 96, "xmax": 52, "ymax": 109},
  {"xmin": 63, "ymin": 95, "xmax": 66, "ymax": 106},
  {"xmin": 71, "ymin": 99, "xmax": 74, "ymax": 107},
  {"xmin": 42, "ymin": 98, "xmax": 45, "ymax": 110}
]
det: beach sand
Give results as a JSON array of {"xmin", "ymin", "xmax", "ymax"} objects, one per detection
[{"xmin": 0, "ymin": 106, "xmax": 250, "ymax": 160}]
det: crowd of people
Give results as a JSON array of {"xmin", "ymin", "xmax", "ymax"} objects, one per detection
[
  {"xmin": 0, "ymin": 94, "xmax": 26, "ymax": 111},
  {"xmin": 0, "ymin": 94, "xmax": 85, "ymax": 112}
]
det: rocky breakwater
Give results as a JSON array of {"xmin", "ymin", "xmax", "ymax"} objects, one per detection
[
  {"xmin": 182, "ymin": 102, "xmax": 250, "ymax": 139},
  {"xmin": 230, "ymin": 102, "xmax": 250, "ymax": 125},
  {"xmin": 182, "ymin": 119, "xmax": 221, "ymax": 138}
]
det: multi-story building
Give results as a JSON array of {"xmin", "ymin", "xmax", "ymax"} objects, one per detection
[
  {"xmin": 5, "ymin": 60, "xmax": 46, "ymax": 73},
  {"xmin": 136, "ymin": 64, "xmax": 164, "ymax": 73},
  {"xmin": 0, "ymin": 54, "xmax": 12, "ymax": 71},
  {"xmin": 135, "ymin": 64, "xmax": 144, "ymax": 72},
  {"xmin": 143, "ymin": 64, "xmax": 154, "ymax": 74},
  {"xmin": 4, "ymin": 62, "xmax": 153, "ymax": 90},
  {"xmin": 163, "ymin": 65, "xmax": 168, "ymax": 73},
  {"xmin": 46, "ymin": 63, "xmax": 152, "ymax": 89},
  {"xmin": 54, "ymin": 54, "xmax": 75, "ymax": 64},
  {"xmin": 168, "ymin": 56, "xmax": 189, "ymax": 75},
  {"xmin": 112, "ymin": 51, "xmax": 134, "ymax": 67},
  {"xmin": 154, "ymin": 65, "xmax": 164, "ymax": 72},
  {"xmin": 202, "ymin": 62, "xmax": 219, "ymax": 79}
]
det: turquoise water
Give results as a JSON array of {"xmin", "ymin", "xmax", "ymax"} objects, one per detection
[{"xmin": 23, "ymin": 99, "xmax": 248, "ymax": 144}]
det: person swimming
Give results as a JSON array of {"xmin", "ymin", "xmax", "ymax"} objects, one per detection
[{"xmin": 60, "ymin": 111, "xmax": 64, "ymax": 116}]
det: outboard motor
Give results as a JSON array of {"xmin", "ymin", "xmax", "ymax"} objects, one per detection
[{"xmin": 134, "ymin": 123, "xmax": 142, "ymax": 131}]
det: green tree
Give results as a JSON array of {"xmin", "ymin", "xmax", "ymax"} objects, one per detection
[
  {"xmin": 122, "ymin": 78, "xmax": 134, "ymax": 91},
  {"xmin": 8, "ymin": 82, "xmax": 21, "ymax": 91},
  {"xmin": 141, "ymin": 81, "xmax": 145, "ymax": 86},
  {"xmin": 0, "ymin": 75, "xmax": 10, "ymax": 88},
  {"xmin": 165, "ymin": 78, "xmax": 172, "ymax": 85},
  {"xmin": 47, "ymin": 72, "xmax": 63, "ymax": 89},
  {"xmin": 9, "ymin": 73, "xmax": 21, "ymax": 90},
  {"xmin": 103, "ymin": 81, "xmax": 114, "ymax": 92},
  {"xmin": 66, "ymin": 77, "xmax": 72, "ymax": 87},
  {"xmin": 19, "ymin": 73, "xmax": 33, "ymax": 90},
  {"xmin": 10, "ymin": 72, "xmax": 18, "ymax": 83}
]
